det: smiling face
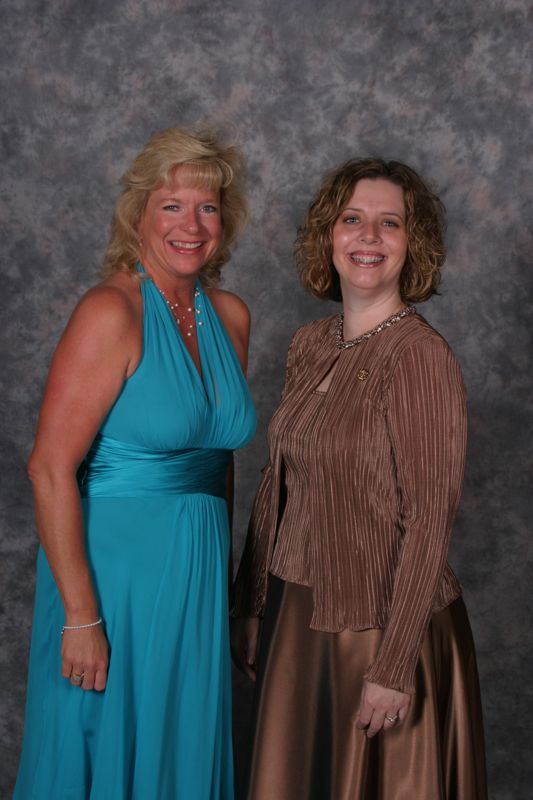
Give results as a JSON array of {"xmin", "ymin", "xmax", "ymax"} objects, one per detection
[
  {"xmin": 138, "ymin": 167, "xmax": 222, "ymax": 284},
  {"xmin": 331, "ymin": 178, "xmax": 408, "ymax": 304}
]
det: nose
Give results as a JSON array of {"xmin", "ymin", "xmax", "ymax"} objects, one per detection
[
  {"xmin": 180, "ymin": 209, "xmax": 200, "ymax": 233},
  {"xmin": 358, "ymin": 221, "xmax": 381, "ymax": 243}
]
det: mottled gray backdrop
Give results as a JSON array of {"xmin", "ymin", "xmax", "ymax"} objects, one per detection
[{"xmin": 1, "ymin": 0, "xmax": 532, "ymax": 797}]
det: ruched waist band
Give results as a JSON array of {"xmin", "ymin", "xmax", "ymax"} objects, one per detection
[{"xmin": 79, "ymin": 436, "xmax": 231, "ymax": 498}]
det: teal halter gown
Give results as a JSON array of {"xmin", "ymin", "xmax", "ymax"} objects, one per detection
[{"xmin": 14, "ymin": 269, "xmax": 256, "ymax": 799}]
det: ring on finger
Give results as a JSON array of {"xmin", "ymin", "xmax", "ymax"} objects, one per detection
[
  {"xmin": 71, "ymin": 672, "xmax": 84, "ymax": 684},
  {"xmin": 385, "ymin": 713, "xmax": 399, "ymax": 723}
]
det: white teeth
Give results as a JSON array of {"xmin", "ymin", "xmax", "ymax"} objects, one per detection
[
  {"xmin": 350, "ymin": 255, "xmax": 384, "ymax": 264},
  {"xmin": 170, "ymin": 241, "xmax": 202, "ymax": 250}
]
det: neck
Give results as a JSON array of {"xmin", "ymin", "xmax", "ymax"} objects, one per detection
[
  {"xmin": 142, "ymin": 261, "xmax": 198, "ymax": 307},
  {"xmin": 340, "ymin": 290, "xmax": 404, "ymax": 340},
  {"xmin": 163, "ymin": 282, "xmax": 197, "ymax": 308}
]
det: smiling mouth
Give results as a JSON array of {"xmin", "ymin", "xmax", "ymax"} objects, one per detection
[
  {"xmin": 349, "ymin": 254, "xmax": 385, "ymax": 265},
  {"xmin": 169, "ymin": 240, "xmax": 203, "ymax": 250}
]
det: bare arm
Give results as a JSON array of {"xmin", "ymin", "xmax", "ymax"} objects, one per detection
[{"xmin": 28, "ymin": 283, "xmax": 140, "ymax": 690}]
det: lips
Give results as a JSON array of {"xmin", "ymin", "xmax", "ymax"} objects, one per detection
[
  {"xmin": 169, "ymin": 240, "xmax": 203, "ymax": 250},
  {"xmin": 349, "ymin": 252, "xmax": 385, "ymax": 266}
]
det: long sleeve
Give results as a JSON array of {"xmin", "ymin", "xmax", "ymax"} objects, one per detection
[
  {"xmin": 232, "ymin": 328, "xmax": 304, "ymax": 618},
  {"xmin": 363, "ymin": 336, "xmax": 467, "ymax": 693},
  {"xmin": 231, "ymin": 461, "xmax": 274, "ymax": 617}
]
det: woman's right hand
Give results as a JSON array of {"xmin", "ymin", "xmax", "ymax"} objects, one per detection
[
  {"xmin": 230, "ymin": 617, "xmax": 260, "ymax": 681},
  {"xmin": 61, "ymin": 624, "xmax": 109, "ymax": 692}
]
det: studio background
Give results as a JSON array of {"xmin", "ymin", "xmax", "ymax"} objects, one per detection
[{"xmin": 1, "ymin": 1, "xmax": 532, "ymax": 797}]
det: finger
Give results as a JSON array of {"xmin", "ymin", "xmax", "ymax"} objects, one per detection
[
  {"xmin": 398, "ymin": 703, "xmax": 410, "ymax": 724},
  {"xmin": 246, "ymin": 641, "xmax": 257, "ymax": 666},
  {"xmin": 242, "ymin": 643, "xmax": 257, "ymax": 681},
  {"xmin": 365, "ymin": 711, "xmax": 385, "ymax": 738},
  {"xmin": 355, "ymin": 700, "xmax": 373, "ymax": 730},
  {"xmin": 94, "ymin": 667, "xmax": 108, "ymax": 692},
  {"xmin": 70, "ymin": 664, "xmax": 85, "ymax": 687},
  {"xmin": 231, "ymin": 642, "xmax": 251, "ymax": 677},
  {"xmin": 383, "ymin": 713, "xmax": 399, "ymax": 731},
  {"xmin": 243, "ymin": 663, "xmax": 257, "ymax": 681},
  {"xmin": 246, "ymin": 636, "xmax": 258, "ymax": 666},
  {"xmin": 61, "ymin": 658, "xmax": 73, "ymax": 679},
  {"xmin": 231, "ymin": 632, "xmax": 258, "ymax": 681},
  {"xmin": 81, "ymin": 669, "xmax": 96, "ymax": 691}
]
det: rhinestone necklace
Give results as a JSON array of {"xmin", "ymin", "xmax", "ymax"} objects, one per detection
[
  {"xmin": 157, "ymin": 286, "xmax": 203, "ymax": 337},
  {"xmin": 335, "ymin": 306, "xmax": 415, "ymax": 350}
]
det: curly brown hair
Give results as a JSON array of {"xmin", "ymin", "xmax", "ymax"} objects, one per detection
[
  {"xmin": 294, "ymin": 158, "xmax": 446, "ymax": 303},
  {"xmin": 101, "ymin": 126, "xmax": 248, "ymax": 286}
]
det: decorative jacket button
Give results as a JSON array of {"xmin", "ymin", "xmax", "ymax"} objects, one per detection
[{"xmin": 357, "ymin": 369, "xmax": 369, "ymax": 381}]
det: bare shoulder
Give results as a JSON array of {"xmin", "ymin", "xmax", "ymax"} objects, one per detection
[
  {"xmin": 67, "ymin": 273, "xmax": 141, "ymax": 337},
  {"xmin": 206, "ymin": 287, "xmax": 251, "ymax": 347},
  {"xmin": 52, "ymin": 272, "xmax": 143, "ymax": 380},
  {"xmin": 206, "ymin": 287, "xmax": 251, "ymax": 373},
  {"xmin": 206, "ymin": 288, "xmax": 251, "ymax": 331},
  {"xmin": 33, "ymin": 274, "xmax": 143, "ymax": 463}
]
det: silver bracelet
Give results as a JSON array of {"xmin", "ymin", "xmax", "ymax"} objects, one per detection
[{"xmin": 61, "ymin": 617, "xmax": 102, "ymax": 636}]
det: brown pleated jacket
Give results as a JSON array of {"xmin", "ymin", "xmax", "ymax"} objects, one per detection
[{"xmin": 233, "ymin": 312, "xmax": 466, "ymax": 694}]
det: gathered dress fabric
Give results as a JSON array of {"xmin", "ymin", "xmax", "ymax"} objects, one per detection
[
  {"xmin": 234, "ymin": 313, "xmax": 487, "ymax": 799},
  {"xmin": 15, "ymin": 269, "xmax": 256, "ymax": 800}
]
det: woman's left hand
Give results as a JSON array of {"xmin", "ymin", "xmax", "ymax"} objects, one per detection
[{"xmin": 356, "ymin": 679, "xmax": 411, "ymax": 737}]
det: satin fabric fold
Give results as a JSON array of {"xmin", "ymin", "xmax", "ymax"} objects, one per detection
[
  {"xmin": 80, "ymin": 435, "xmax": 231, "ymax": 498},
  {"xmin": 243, "ymin": 576, "xmax": 487, "ymax": 800}
]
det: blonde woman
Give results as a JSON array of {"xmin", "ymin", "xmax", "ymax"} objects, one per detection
[
  {"xmin": 15, "ymin": 126, "xmax": 256, "ymax": 799},
  {"xmin": 233, "ymin": 159, "xmax": 487, "ymax": 799}
]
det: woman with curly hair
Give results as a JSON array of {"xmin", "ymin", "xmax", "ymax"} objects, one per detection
[
  {"xmin": 232, "ymin": 159, "xmax": 487, "ymax": 799},
  {"xmin": 15, "ymin": 126, "xmax": 256, "ymax": 799}
]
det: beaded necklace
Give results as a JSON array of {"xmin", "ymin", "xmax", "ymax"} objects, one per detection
[
  {"xmin": 157, "ymin": 286, "xmax": 203, "ymax": 337},
  {"xmin": 335, "ymin": 306, "xmax": 415, "ymax": 350}
]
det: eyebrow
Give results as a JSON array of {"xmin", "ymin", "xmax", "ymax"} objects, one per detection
[
  {"xmin": 163, "ymin": 189, "xmax": 216, "ymax": 200},
  {"xmin": 343, "ymin": 206, "xmax": 404, "ymax": 219},
  {"xmin": 160, "ymin": 195, "xmax": 218, "ymax": 206}
]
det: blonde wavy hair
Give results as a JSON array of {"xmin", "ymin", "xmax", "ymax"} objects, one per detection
[
  {"xmin": 294, "ymin": 158, "xmax": 446, "ymax": 303},
  {"xmin": 102, "ymin": 126, "xmax": 248, "ymax": 285}
]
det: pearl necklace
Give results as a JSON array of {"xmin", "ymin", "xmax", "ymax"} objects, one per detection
[
  {"xmin": 157, "ymin": 286, "xmax": 203, "ymax": 337},
  {"xmin": 335, "ymin": 306, "xmax": 415, "ymax": 350}
]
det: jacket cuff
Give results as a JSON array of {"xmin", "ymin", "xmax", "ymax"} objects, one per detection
[
  {"xmin": 231, "ymin": 570, "xmax": 267, "ymax": 618},
  {"xmin": 363, "ymin": 658, "xmax": 416, "ymax": 695}
]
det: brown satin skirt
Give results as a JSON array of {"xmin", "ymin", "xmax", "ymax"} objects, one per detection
[{"xmin": 242, "ymin": 575, "xmax": 487, "ymax": 800}]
